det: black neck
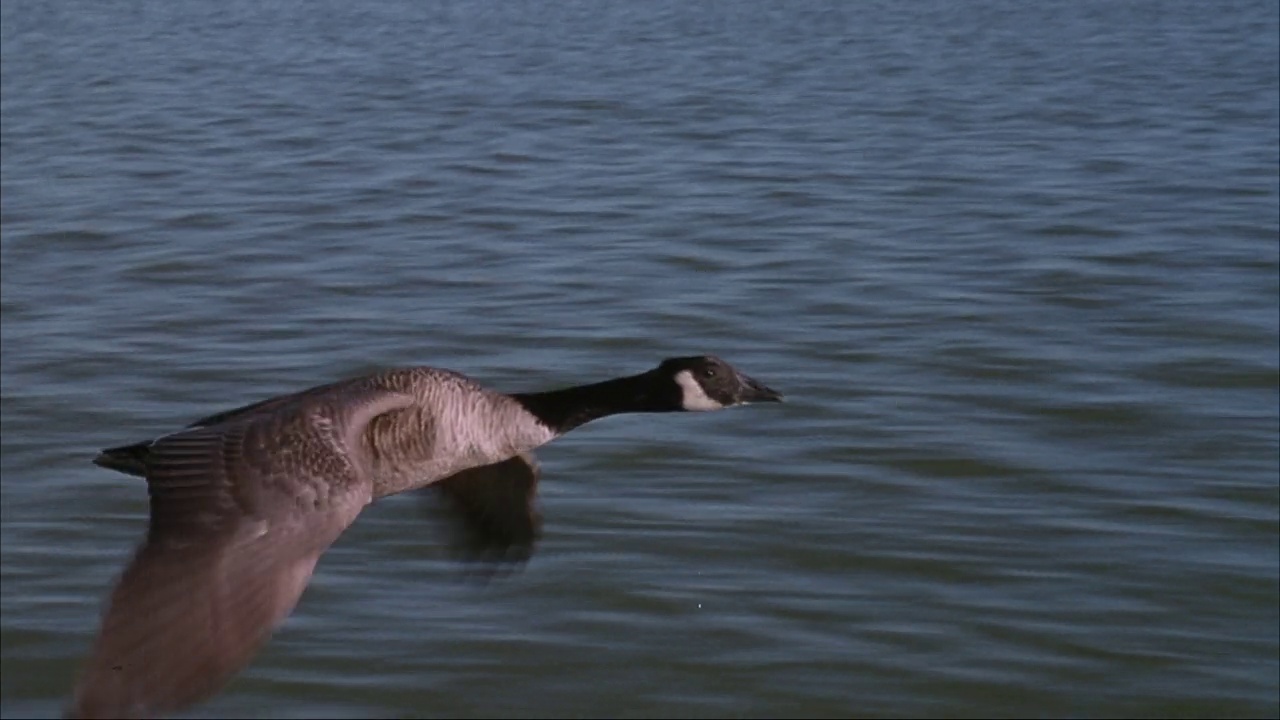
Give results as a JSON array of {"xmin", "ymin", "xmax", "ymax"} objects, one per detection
[{"xmin": 513, "ymin": 370, "xmax": 680, "ymax": 435}]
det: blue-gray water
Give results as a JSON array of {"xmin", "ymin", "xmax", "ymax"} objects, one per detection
[{"xmin": 2, "ymin": 1, "xmax": 1277, "ymax": 717}]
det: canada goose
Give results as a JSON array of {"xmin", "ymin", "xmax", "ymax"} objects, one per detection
[{"xmin": 67, "ymin": 355, "xmax": 782, "ymax": 719}]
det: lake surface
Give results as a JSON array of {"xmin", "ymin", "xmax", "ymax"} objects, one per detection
[{"xmin": 2, "ymin": 1, "xmax": 1277, "ymax": 717}]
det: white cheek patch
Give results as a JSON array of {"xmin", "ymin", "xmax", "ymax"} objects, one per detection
[{"xmin": 675, "ymin": 370, "xmax": 725, "ymax": 412}]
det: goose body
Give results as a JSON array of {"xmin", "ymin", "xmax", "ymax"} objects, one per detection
[{"xmin": 69, "ymin": 355, "xmax": 781, "ymax": 719}]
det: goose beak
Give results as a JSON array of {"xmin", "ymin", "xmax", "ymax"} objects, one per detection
[{"xmin": 740, "ymin": 374, "xmax": 784, "ymax": 403}]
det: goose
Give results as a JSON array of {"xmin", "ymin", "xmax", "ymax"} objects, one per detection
[{"xmin": 67, "ymin": 354, "xmax": 782, "ymax": 719}]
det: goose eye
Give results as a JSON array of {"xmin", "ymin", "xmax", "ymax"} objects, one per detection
[{"xmin": 700, "ymin": 367, "xmax": 717, "ymax": 379}]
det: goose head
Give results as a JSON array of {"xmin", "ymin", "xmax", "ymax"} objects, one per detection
[{"xmin": 655, "ymin": 355, "xmax": 783, "ymax": 412}]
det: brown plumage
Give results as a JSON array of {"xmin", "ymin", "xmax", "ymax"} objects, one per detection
[{"xmin": 68, "ymin": 357, "xmax": 782, "ymax": 719}]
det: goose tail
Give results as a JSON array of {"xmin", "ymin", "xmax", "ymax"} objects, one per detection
[{"xmin": 92, "ymin": 441, "xmax": 152, "ymax": 478}]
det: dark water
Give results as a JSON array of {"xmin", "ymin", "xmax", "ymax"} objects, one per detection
[{"xmin": 2, "ymin": 1, "xmax": 1277, "ymax": 717}]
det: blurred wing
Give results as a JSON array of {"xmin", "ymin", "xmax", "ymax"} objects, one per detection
[
  {"xmin": 433, "ymin": 452, "xmax": 542, "ymax": 566},
  {"xmin": 68, "ymin": 390, "xmax": 413, "ymax": 720}
]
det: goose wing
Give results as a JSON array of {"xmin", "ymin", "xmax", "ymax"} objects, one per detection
[
  {"xmin": 433, "ymin": 451, "xmax": 542, "ymax": 565},
  {"xmin": 183, "ymin": 378, "xmax": 354, "ymax": 428},
  {"xmin": 68, "ymin": 389, "xmax": 414, "ymax": 720}
]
